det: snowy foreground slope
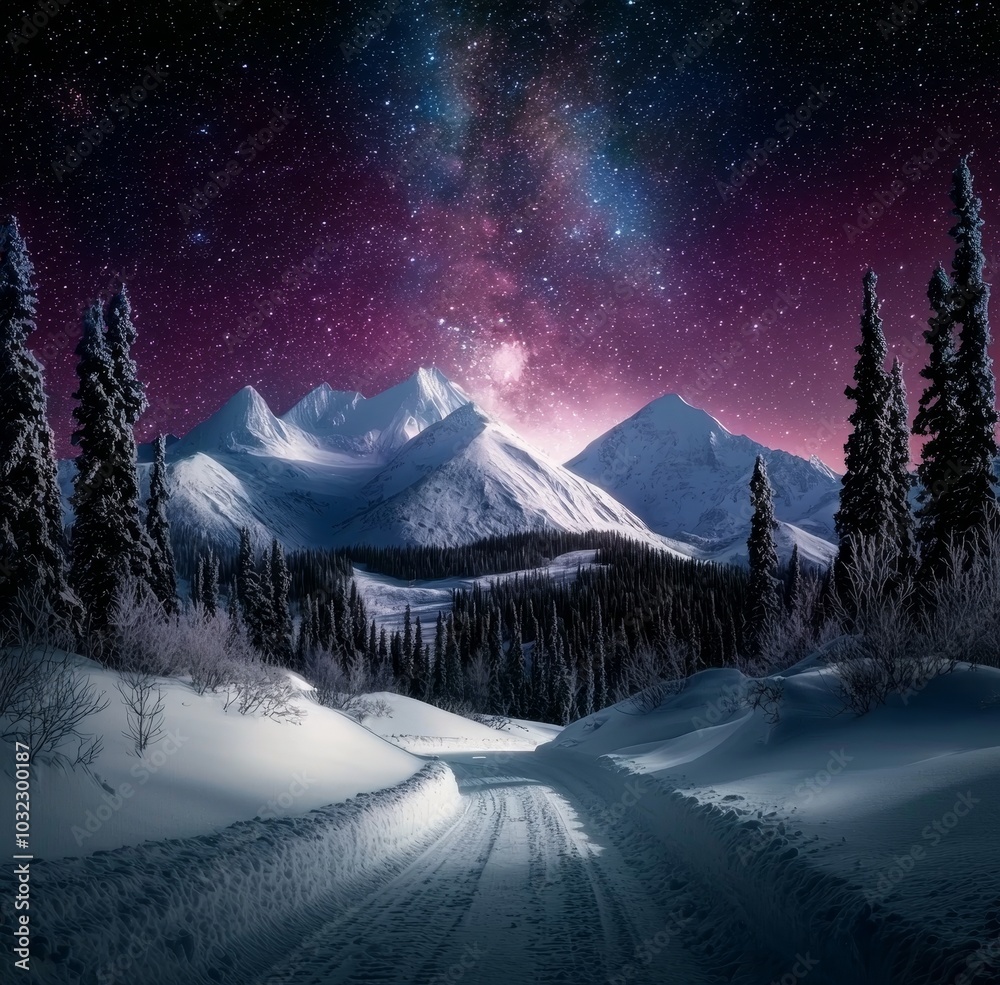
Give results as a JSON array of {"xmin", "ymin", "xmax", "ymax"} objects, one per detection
[
  {"xmin": 546, "ymin": 652, "xmax": 1000, "ymax": 984},
  {"xmin": 5, "ymin": 649, "xmax": 997, "ymax": 984}
]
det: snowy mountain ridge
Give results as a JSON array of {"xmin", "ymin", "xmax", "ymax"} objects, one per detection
[
  {"xmin": 565, "ymin": 392, "xmax": 842, "ymax": 564},
  {"xmin": 59, "ymin": 369, "xmax": 840, "ymax": 561}
]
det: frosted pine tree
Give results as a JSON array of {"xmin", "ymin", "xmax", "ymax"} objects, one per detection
[
  {"xmin": 104, "ymin": 284, "xmax": 150, "ymax": 583},
  {"xmin": 913, "ymin": 267, "xmax": 963, "ymax": 576},
  {"xmin": 834, "ymin": 270, "xmax": 894, "ymax": 602},
  {"xmin": 269, "ymin": 539, "xmax": 292, "ymax": 664},
  {"xmin": 71, "ymin": 302, "xmax": 131, "ymax": 636},
  {"xmin": 144, "ymin": 435, "xmax": 178, "ymax": 613},
  {"xmin": 948, "ymin": 156, "xmax": 998, "ymax": 548},
  {"xmin": 746, "ymin": 455, "xmax": 781, "ymax": 658},
  {"xmin": 784, "ymin": 543, "xmax": 802, "ymax": 613},
  {"xmin": 0, "ymin": 217, "xmax": 77, "ymax": 635},
  {"xmin": 887, "ymin": 358, "xmax": 915, "ymax": 573}
]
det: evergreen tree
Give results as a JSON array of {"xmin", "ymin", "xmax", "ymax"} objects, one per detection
[
  {"xmin": 413, "ymin": 616, "xmax": 427, "ymax": 698},
  {"xmin": 506, "ymin": 613, "xmax": 525, "ymax": 715},
  {"xmin": 203, "ymin": 549, "xmax": 220, "ymax": 617},
  {"xmin": 487, "ymin": 612, "xmax": 506, "ymax": 713},
  {"xmin": 746, "ymin": 455, "xmax": 781, "ymax": 657},
  {"xmin": 887, "ymin": 358, "xmax": 915, "ymax": 573},
  {"xmin": 192, "ymin": 553, "xmax": 205, "ymax": 608},
  {"xmin": 444, "ymin": 615, "xmax": 462, "ymax": 705},
  {"xmin": 0, "ymin": 217, "xmax": 77, "ymax": 635},
  {"xmin": 947, "ymin": 156, "xmax": 998, "ymax": 547},
  {"xmin": 71, "ymin": 302, "xmax": 130, "ymax": 635},
  {"xmin": 144, "ymin": 435, "xmax": 178, "ymax": 613},
  {"xmin": 834, "ymin": 270, "xmax": 894, "ymax": 601},
  {"xmin": 784, "ymin": 543, "xmax": 802, "ymax": 613},
  {"xmin": 914, "ymin": 266, "xmax": 963, "ymax": 576},
  {"xmin": 432, "ymin": 611, "xmax": 445, "ymax": 699},
  {"xmin": 270, "ymin": 539, "xmax": 292, "ymax": 664},
  {"xmin": 104, "ymin": 284, "xmax": 149, "ymax": 585}
]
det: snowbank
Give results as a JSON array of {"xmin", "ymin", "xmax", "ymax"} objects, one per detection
[
  {"xmin": 543, "ymin": 660, "xmax": 1000, "ymax": 984},
  {"xmin": 0, "ymin": 653, "xmax": 423, "ymax": 858},
  {"xmin": 2, "ymin": 761, "xmax": 461, "ymax": 985},
  {"xmin": 362, "ymin": 691, "xmax": 557, "ymax": 753}
]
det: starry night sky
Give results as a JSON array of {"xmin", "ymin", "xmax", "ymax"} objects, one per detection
[{"xmin": 3, "ymin": 0, "xmax": 998, "ymax": 469}]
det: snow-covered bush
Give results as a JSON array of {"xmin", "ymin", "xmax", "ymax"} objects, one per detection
[{"xmin": 303, "ymin": 648, "xmax": 391, "ymax": 722}]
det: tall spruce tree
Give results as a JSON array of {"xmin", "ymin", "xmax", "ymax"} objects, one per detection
[
  {"xmin": 144, "ymin": 434, "xmax": 177, "ymax": 614},
  {"xmin": 270, "ymin": 539, "xmax": 292, "ymax": 664},
  {"xmin": 0, "ymin": 217, "xmax": 77, "ymax": 635},
  {"xmin": 947, "ymin": 155, "xmax": 998, "ymax": 547},
  {"xmin": 71, "ymin": 302, "xmax": 130, "ymax": 635},
  {"xmin": 834, "ymin": 270, "xmax": 894, "ymax": 601},
  {"xmin": 746, "ymin": 455, "xmax": 781, "ymax": 657},
  {"xmin": 913, "ymin": 266, "xmax": 963, "ymax": 574},
  {"xmin": 887, "ymin": 358, "xmax": 916, "ymax": 572},
  {"xmin": 784, "ymin": 543, "xmax": 802, "ymax": 613},
  {"xmin": 104, "ymin": 284, "xmax": 149, "ymax": 583}
]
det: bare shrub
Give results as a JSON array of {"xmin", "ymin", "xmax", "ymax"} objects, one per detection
[
  {"xmin": 223, "ymin": 660, "xmax": 302, "ymax": 721},
  {"xmin": 1, "ymin": 644, "xmax": 107, "ymax": 770},
  {"xmin": 116, "ymin": 670, "xmax": 166, "ymax": 755},
  {"xmin": 618, "ymin": 643, "xmax": 691, "ymax": 714},
  {"xmin": 744, "ymin": 678, "xmax": 784, "ymax": 724},
  {"xmin": 303, "ymin": 648, "xmax": 392, "ymax": 722}
]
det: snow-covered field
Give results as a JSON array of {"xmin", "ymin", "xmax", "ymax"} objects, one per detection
[
  {"xmin": 4, "ymin": 646, "xmax": 997, "ymax": 984},
  {"xmin": 363, "ymin": 690, "xmax": 561, "ymax": 752}
]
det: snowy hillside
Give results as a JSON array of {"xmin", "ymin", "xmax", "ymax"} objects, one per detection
[
  {"xmin": 0, "ymin": 653, "xmax": 424, "ymax": 859},
  {"xmin": 544, "ymin": 654, "xmax": 1000, "ymax": 983},
  {"xmin": 330, "ymin": 402, "xmax": 674, "ymax": 548},
  {"xmin": 566, "ymin": 393, "xmax": 841, "ymax": 563}
]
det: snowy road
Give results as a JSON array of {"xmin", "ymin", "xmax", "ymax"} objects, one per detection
[{"xmin": 255, "ymin": 753, "xmax": 717, "ymax": 985}]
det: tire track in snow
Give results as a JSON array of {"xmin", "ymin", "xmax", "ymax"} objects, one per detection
[{"xmin": 254, "ymin": 759, "xmax": 714, "ymax": 985}]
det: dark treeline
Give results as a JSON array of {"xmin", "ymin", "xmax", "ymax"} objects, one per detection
[
  {"xmin": 326, "ymin": 530, "xmax": 622, "ymax": 582},
  {"xmin": 270, "ymin": 531, "xmax": 790, "ymax": 726}
]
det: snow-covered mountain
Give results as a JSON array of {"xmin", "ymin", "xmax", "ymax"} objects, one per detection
[
  {"xmin": 80, "ymin": 368, "xmax": 671, "ymax": 553},
  {"xmin": 565, "ymin": 394, "xmax": 841, "ymax": 564},
  {"xmin": 59, "ymin": 371, "xmax": 840, "ymax": 562},
  {"xmin": 329, "ymin": 402, "xmax": 665, "ymax": 547}
]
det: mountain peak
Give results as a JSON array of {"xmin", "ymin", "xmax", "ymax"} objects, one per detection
[
  {"xmin": 175, "ymin": 385, "xmax": 299, "ymax": 456},
  {"xmin": 639, "ymin": 392, "xmax": 733, "ymax": 437}
]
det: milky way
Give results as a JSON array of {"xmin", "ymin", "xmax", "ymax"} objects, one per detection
[{"xmin": 3, "ymin": 0, "xmax": 998, "ymax": 469}]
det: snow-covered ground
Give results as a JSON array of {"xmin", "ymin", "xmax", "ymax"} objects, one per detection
[
  {"xmin": 4, "ymin": 647, "xmax": 997, "ymax": 984},
  {"xmin": 546, "ymin": 654, "xmax": 1000, "ymax": 984},
  {"xmin": 363, "ymin": 690, "xmax": 561, "ymax": 752},
  {"xmin": 0, "ymin": 654, "xmax": 422, "ymax": 858}
]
